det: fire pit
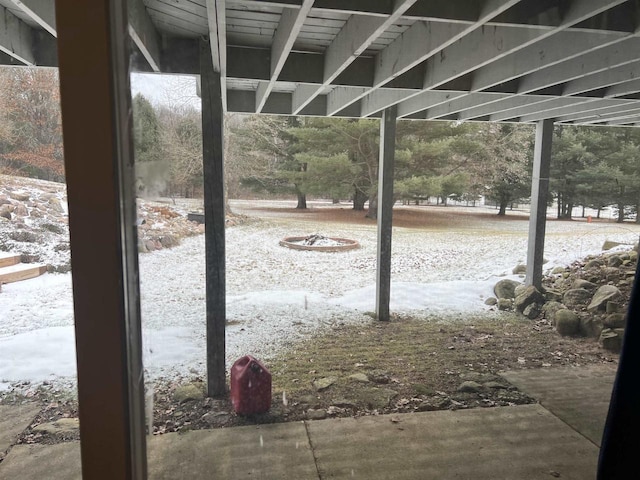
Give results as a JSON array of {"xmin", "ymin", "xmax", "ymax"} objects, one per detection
[{"xmin": 279, "ymin": 234, "xmax": 360, "ymax": 252}]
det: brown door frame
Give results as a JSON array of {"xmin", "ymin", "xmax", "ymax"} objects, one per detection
[{"xmin": 56, "ymin": 1, "xmax": 147, "ymax": 478}]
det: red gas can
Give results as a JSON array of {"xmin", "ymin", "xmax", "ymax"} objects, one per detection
[{"xmin": 230, "ymin": 355, "xmax": 272, "ymax": 415}]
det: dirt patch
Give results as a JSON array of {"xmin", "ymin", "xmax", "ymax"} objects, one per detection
[
  {"xmin": 4, "ymin": 312, "xmax": 616, "ymax": 445},
  {"xmin": 246, "ymin": 205, "xmax": 532, "ymax": 230},
  {"xmin": 131, "ymin": 313, "xmax": 618, "ymax": 435}
]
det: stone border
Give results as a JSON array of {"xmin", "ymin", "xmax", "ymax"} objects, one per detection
[{"xmin": 279, "ymin": 236, "xmax": 360, "ymax": 252}]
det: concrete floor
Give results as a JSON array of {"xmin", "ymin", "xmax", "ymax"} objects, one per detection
[{"xmin": 0, "ymin": 365, "xmax": 617, "ymax": 480}]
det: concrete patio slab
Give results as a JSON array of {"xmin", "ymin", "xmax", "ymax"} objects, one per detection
[
  {"xmin": 0, "ymin": 403, "xmax": 40, "ymax": 455},
  {"xmin": 0, "ymin": 403, "xmax": 603, "ymax": 479},
  {"xmin": 0, "ymin": 442, "xmax": 80, "ymax": 480},
  {"xmin": 306, "ymin": 404, "xmax": 599, "ymax": 480},
  {"xmin": 501, "ymin": 364, "xmax": 617, "ymax": 446},
  {"xmin": 146, "ymin": 422, "xmax": 317, "ymax": 480}
]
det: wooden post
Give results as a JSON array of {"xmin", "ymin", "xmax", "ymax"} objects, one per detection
[
  {"xmin": 200, "ymin": 38, "xmax": 227, "ymax": 397},
  {"xmin": 56, "ymin": 0, "xmax": 147, "ymax": 478},
  {"xmin": 526, "ymin": 119, "xmax": 553, "ymax": 289},
  {"xmin": 376, "ymin": 105, "xmax": 398, "ymax": 321}
]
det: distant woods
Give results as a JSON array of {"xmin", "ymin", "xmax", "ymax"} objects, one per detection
[{"xmin": 2, "ymin": 68, "xmax": 640, "ymax": 222}]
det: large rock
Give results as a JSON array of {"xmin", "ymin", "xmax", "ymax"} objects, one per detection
[
  {"xmin": 588, "ymin": 285, "xmax": 622, "ymax": 312},
  {"xmin": 563, "ymin": 288, "xmax": 592, "ymax": 307},
  {"xmin": 604, "ymin": 313, "xmax": 626, "ymax": 329},
  {"xmin": 555, "ymin": 310, "xmax": 580, "ymax": 336},
  {"xmin": 599, "ymin": 329, "xmax": 622, "ymax": 353},
  {"xmin": 602, "ymin": 240, "xmax": 624, "ymax": 251},
  {"xmin": 497, "ymin": 298, "xmax": 513, "ymax": 311},
  {"xmin": 542, "ymin": 286, "xmax": 562, "ymax": 302},
  {"xmin": 579, "ymin": 316, "xmax": 604, "ymax": 338},
  {"xmin": 585, "ymin": 259, "xmax": 603, "ymax": 270},
  {"xmin": 512, "ymin": 264, "xmax": 527, "ymax": 275},
  {"xmin": 574, "ymin": 279, "xmax": 597, "ymax": 291},
  {"xmin": 608, "ymin": 255, "xmax": 623, "ymax": 267},
  {"xmin": 14, "ymin": 203, "xmax": 28, "ymax": 217},
  {"xmin": 173, "ymin": 383, "xmax": 204, "ymax": 403},
  {"xmin": 523, "ymin": 303, "xmax": 541, "ymax": 319},
  {"xmin": 0, "ymin": 204, "xmax": 12, "ymax": 219},
  {"xmin": 313, "ymin": 377, "xmax": 338, "ymax": 391},
  {"xmin": 457, "ymin": 381, "xmax": 482, "ymax": 393},
  {"xmin": 494, "ymin": 279, "xmax": 521, "ymax": 299},
  {"xmin": 514, "ymin": 286, "xmax": 544, "ymax": 313},
  {"xmin": 542, "ymin": 301, "xmax": 566, "ymax": 321}
]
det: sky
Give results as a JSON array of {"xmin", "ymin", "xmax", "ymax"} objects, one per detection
[{"xmin": 130, "ymin": 72, "xmax": 201, "ymax": 110}]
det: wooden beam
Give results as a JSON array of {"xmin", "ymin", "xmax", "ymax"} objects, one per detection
[
  {"xmin": 518, "ymin": 37, "xmax": 640, "ymax": 94},
  {"xmin": 376, "ymin": 105, "xmax": 397, "ymax": 322},
  {"xmin": 470, "ymin": 29, "xmax": 628, "ymax": 93},
  {"xmin": 206, "ymin": 0, "xmax": 227, "ymax": 109},
  {"xmin": 256, "ymin": 0, "xmax": 314, "ymax": 113},
  {"xmin": 0, "ymin": 5, "xmax": 34, "ymax": 64},
  {"xmin": 292, "ymin": 0, "xmax": 418, "ymax": 113},
  {"xmin": 330, "ymin": 0, "xmax": 520, "ymax": 115},
  {"xmin": 56, "ymin": 0, "xmax": 147, "ymax": 478},
  {"xmin": 519, "ymin": 98, "xmax": 636, "ymax": 123},
  {"xmin": 128, "ymin": 0, "xmax": 161, "ymax": 72},
  {"xmin": 9, "ymin": 0, "xmax": 56, "ymax": 36},
  {"xmin": 200, "ymin": 37, "xmax": 227, "ymax": 398},
  {"xmin": 525, "ymin": 119, "xmax": 553, "ymax": 290}
]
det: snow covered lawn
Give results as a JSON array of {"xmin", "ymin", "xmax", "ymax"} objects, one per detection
[{"xmin": 1, "ymin": 201, "xmax": 639, "ymax": 391}]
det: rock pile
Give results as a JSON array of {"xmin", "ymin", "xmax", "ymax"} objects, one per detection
[{"xmin": 489, "ymin": 246, "xmax": 636, "ymax": 353}]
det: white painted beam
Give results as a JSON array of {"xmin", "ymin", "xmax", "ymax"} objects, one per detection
[
  {"xmin": 526, "ymin": 119, "xmax": 553, "ymax": 289},
  {"xmin": 128, "ymin": 0, "xmax": 161, "ymax": 72},
  {"xmin": 424, "ymin": 92, "xmax": 513, "ymax": 120},
  {"xmin": 607, "ymin": 115, "xmax": 640, "ymax": 126},
  {"xmin": 0, "ymin": 6, "xmax": 34, "ymax": 65},
  {"xmin": 470, "ymin": 30, "xmax": 626, "ymax": 92},
  {"xmin": 606, "ymin": 78, "xmax": 640, "ymax": 98},
  {"xmin": 327, "ymin": 86, "xmax": 367, "ymax": 116},
  {"xmin": 361, "ymin": 89, "xmax": 417, "ymax": 118},
  {"xmin": 352, "ymin": 0, "xmax": 629, "ymax": 119},
  {"xmin": 576, "ymin": 108, "xmax": 640, "ymax": 124},
  {"xmin": 489, "ymin": 98, "xmax": 585, "ymax": 121},
  {"xmin": 517, "ymin": 37, "xmax": 640, "ymax": 94},
  {"xmin": 563, "ymin": 61, "xmax": 640, "ymax": 96},
  {"xmin": 9, "ymin": 0, "xmax": 55, "ymax": 36},
  {"xmin": 291, "ymin": 0, "xmax": 418, "ymax": 114},
  {"xmin": 206, "ymin": 0, "xmax": 227, "ymax": 109},
  {"xmin": 424, "ymin": 0, "xmax": 627, "ymax": 91},
  {"xmin": 255, "ymin": 1, "xmax": 314, "ymax": 112},
  {"xmin": 553, "ymin": 102, "xmax": 640, "ymax": 122},
  {"xmin": 458, "ymin": 95, "xmax": 554, "ymax": 120},
  {"xmin": 519, "ymin": 98, "xmax": 636, "ymax": 122},
  {"xmin": 330, "ymin": 0, "xmax": 521, "ymax": 116},
  {"xmin": 396, "ymin": 90, "xmax": 466, "ymax": 118}
]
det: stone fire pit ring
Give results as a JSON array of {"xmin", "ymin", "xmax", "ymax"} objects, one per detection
[{"xmin": 279, "ymin": 234, "xmax": 360, "ymax": 252}]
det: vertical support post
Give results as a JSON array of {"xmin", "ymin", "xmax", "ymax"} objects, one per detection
[
  {"xmin": 526, "ymin": 119, "xmax": 554, "ymax": 289},
  {"xmin": 376, "ymin": 105, "xmax": 398, "ymax": 321},
  {"xmin": 200, "ymin": 38, "xmax": 226, "ymax": 397},
  {"xmin": 56, "ymin": 0, "xmax": 146, "ymax": 478}
]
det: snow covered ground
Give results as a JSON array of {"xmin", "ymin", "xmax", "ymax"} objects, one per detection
[{"xmin": 1, "ymin": 201, "xmax": 639, "ymax": 391}]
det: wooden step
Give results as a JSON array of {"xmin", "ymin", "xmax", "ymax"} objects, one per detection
[
  {"xmin": 0, "ymin": 252, "xmax": 21, "ymax": 268},
  {"xmin": 0, "ymin": 263, "xmax": 48, "ymax": 284}
]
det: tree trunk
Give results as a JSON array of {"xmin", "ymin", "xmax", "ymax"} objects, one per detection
[
  {"xmin": 353, "ymin": 188, "xmax": 367, "ymax": 211},
  {"xmin": 296, "ymin": 189, "xmax": 307, "ymax": 209},
  {"xmin": 365, "ymin": 195, "xmax": 377, "ymax": 219},
  {"xmin": 597, "ymin": 207, "xmax": 602, "ymax": 219},
  {"xmin": 557, "ymin": 194, "xmax": 562, "ymax": 219},
  {"xmin": 581, "ymin": 205, "xmax": 586, "ymax": 218},
  {"xmin": 332, "ymin": 198, "xmax": 339, "ymax": 204},
  {"xmin": 498, "ymin": 199, "xmax": 508, "ymax": 216},
  {"xmin": 617, "ymin": 201, "xmax": 625, "ymax": 223}
]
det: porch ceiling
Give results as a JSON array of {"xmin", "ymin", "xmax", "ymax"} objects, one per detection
[{"xmin": 3, "ymin": 0, "xmax": 640, "ymax": 125}]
